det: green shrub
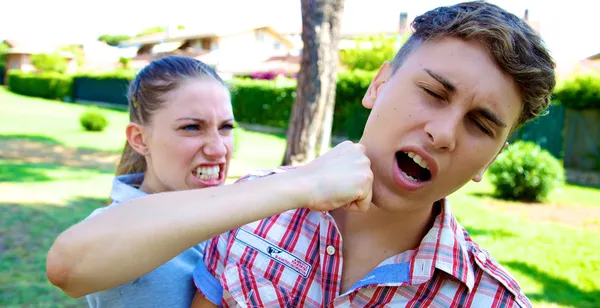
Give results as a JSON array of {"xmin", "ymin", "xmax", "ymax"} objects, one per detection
[
  {"xmin": 488, "ymin": 141, "xmax": 565, "ymax": 202},
  {"xmin": 79, "ymin": 109, "xmax": 109, "ymax": 132},
  {"xmin": 227, "ymin": 70, "xmax": 375, "ymax": 140},
  {"xmin": 333, "ymin": 70, "xmax": 375, "ymax": 139},
  {"xmin": 74, "ymin": 69, "xmax": 137, "ymax": 81},
  {"xmin": 7, "ymin": 71, "xmax": 73, "ymax": 100},
  {"xmin": 339, "ymin": 35, "xmax": 403, "ymax": 71},
  {"xmin": 31, "ymin": 52, "xmax": 68, "ymax": 74},
  {"xmin": 553, "ymin": 73, "xmax": 600, "ymax": 110},
  {"xmin": 227, "ymin": 77, "xmax": 296, "ymax": 129}
]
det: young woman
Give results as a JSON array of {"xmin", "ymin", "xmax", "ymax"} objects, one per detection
[
  {"xmin": 48, "ymin": 55, "xmax": 237, "ymax": 307},
  {"xmin": 46, "ymin": 55, "xmax": 372, "ymax": 307}
]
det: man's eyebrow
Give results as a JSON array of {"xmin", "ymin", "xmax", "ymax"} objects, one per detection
[
  {"xmin": 424, "ymin": 68, "xmax": 456, "ymax": 93},
  {"xmin": 474, "ymin": 107, "xmax": 507, "ymax": 128}
]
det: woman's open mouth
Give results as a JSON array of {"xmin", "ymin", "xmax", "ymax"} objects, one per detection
[{"xmin": 191, "ymin": 164, "xmax": 225, "ymax": 186}]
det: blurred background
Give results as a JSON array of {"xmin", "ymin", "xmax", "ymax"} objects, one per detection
[{"xmin": 1, "ymin": 0, "xmax": 598, "ymax": 307}]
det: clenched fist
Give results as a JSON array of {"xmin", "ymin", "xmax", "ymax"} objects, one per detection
[{"xmin": 297, "ymin": 141, "xmax": 373, "ymax": 212}]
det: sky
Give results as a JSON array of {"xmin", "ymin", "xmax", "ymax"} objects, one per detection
[{"xmin": 1, "ymin": 0, "xmax": 597, "ymax": 67}]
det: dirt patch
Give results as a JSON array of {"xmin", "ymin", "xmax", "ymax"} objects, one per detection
[
  {"xmin": 486, "ymin": 199, "xmax": 600, "ymax": 230},
  {"xmin": 0, "ymin": 137, "xmax": 120, "ymax": 172}
]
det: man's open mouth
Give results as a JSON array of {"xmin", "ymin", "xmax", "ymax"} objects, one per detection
[{"xmin": 395, "ymin": 151, "xmax": 432, "ymax": 182}]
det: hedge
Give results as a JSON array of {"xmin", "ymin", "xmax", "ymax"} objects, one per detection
[
  {"xmin": 553, "ymin": 74, "xmax": 600, "ymax": 110},
  {"xmin": 7, "ymin": 70, "xmax": 73, "ymax": 101},
  {"xmin": 228, "ymin": 70, "xmax": 376, "ymax": 139},
  {"xmin": 6, "ymin": 69, "xmax": 376, "ymax": 140},
  {"xmin": 227, "ymin": 78, "xmax": 296, "ymax": 129}
]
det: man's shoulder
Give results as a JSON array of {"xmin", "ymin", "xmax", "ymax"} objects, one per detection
[
  {"xmin": 463, "ymin": 234, "xmax": 532, "ymax": 308},
  {"xmin": 236, "ymin": 207, "xmax": 317, "ymax": 239}
]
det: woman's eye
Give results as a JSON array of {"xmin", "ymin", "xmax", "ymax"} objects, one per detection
[
  {"xmin": 181, "ymin": 125, "xmax": 198, "ymax": 131},
  {"xmin": 221, "ymin": 124, "xmax": 235, "ymax": 130}
]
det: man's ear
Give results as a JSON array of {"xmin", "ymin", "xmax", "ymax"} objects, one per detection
[
  {"xmin": 125, "ymin": 122, "xmax": 149, "ymax": 156},
  {"xmin": 472, "ymin": 142, "xmax": 509, "ymax": 182},
  {"xmin": 362, "ymin": 61, "xmax": 393, "ymax": 110}
]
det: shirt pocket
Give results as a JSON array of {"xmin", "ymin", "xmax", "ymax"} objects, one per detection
[{"xmin": 221, "ymin": 262, "xmax": 295, "ymax": 308}]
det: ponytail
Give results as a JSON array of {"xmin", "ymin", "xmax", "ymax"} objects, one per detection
[{"xmin": 115, "ymin": 141, "xmax": 147, "ymax": 176}]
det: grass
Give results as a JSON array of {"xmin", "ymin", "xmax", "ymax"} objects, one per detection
[
  {"xmin": 1, "ymin": 87, "xmax": 600, "ymax": 307},
  {"xmin": 460, "ymin": 174, "xmax": 600, "ymax": 207}
]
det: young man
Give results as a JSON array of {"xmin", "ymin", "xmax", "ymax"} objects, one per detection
[{"xmin": 191, "ymin": 1, "xmax": 555, "ymax": 307}]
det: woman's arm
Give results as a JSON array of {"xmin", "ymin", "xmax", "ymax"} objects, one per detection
[{"xmin": 46, "ymin": 141, "xmax": 372, "ymax": 298}]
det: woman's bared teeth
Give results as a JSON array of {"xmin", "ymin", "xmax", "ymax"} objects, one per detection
[{"xmin": 195, "ymin": 166, "xmax": 220, "ymax": 180}]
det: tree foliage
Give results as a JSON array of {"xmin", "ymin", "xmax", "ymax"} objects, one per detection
[{"xmin": 340, "ymin": 34, "xmax": 407, "ymax": 71}]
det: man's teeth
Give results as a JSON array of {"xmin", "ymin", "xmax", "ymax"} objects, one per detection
[
  {"xmin": 196, "ymin": 166, "xmax": 220, "ymax": 180},
  {"xmin": 402, "ymin": 171, "xmax": 420, "ymax": 182},
  {"xmin": 406, "ymin": 151, "xmax": 429, "ymax": 170}
]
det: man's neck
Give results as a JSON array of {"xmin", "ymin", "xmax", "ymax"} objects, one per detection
[
  {"xmin": 334, "ymin": 202, "xmax": 438, "ymax": 250},
  {"xmin": 330, "ymin": 201, "xmax": 440, "ymax": 293}
]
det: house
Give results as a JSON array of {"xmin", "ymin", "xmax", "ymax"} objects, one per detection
[
  {"xmin": 2, "ymin": 40, "xmax": 78, "ymax": 75},
  {"xmin": 556, "ymin": 51, "xmax": 600, "ymax": 78},
  {"xmin": 3, "ymin": 40, "xmax": 45, "ymax": 73},
  {"xmin": 119, "ymin": 25, "xmax": 298, "ymax": 75}
]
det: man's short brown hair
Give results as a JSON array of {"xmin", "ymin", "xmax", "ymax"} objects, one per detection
[{"xmin": 392, "ymin": 1, "xmax": 556, "ymax": 128}]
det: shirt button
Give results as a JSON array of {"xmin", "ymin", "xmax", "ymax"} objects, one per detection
[
  {"xmin": 326, "ymin": 245, "xmax": 336, "ymax": 256},
  {"xmin": 477, "ymin": 251, "xmax": 487, "ymax": 262}
]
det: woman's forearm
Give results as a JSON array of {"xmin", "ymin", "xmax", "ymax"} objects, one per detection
[
  {"xmin": 47, "ymin": 140, "xmax": 372, "ymax": 298},
  {"xmin": 46, "ymin": 169, "xmax": 311, "ymax": 297}
]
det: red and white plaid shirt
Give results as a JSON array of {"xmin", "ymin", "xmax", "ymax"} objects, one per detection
[{"xmin": 195, "ymin": 167, "xmax": 531, "ymax": 307}]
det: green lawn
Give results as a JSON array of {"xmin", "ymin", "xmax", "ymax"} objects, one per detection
[{"xmin": 1, "ymin": 87, "xmax": 599, "ymax": 307}]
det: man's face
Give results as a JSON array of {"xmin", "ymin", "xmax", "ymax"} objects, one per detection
[{"xmin": 360, "ymin": 37, "xmax": 522, "ymax": 212}]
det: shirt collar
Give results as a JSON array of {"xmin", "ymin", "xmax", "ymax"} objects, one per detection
[
  {"xmin": 109, "ymin": 173, "xmax": 147, "ymax": 203},
  {"xmin": 410, "ymin": 198, "xmax": 476, "ymax": 292}
]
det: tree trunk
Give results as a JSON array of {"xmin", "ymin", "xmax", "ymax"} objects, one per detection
[{"xmin": 281, "ymin": 0, "xmax": 344, "ymax": 166}]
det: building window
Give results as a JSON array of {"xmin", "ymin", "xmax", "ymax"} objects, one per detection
[{"xmin": 257, "ymin": 29, "xmax": 265, "ymax": 42}]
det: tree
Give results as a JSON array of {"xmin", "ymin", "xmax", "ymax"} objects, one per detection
[
  {"xmin": 0, "ymin": 41, "xmax": 10, "ymax": 69},
  {"xmin": 98, "ymin": 34, "xmax": 132, "ymax": 47},
  {"xmin": 282, "ymin": 0, "xmax": 345, "ymax": 166},
  {"xmin": 31, "ymin": 53, "xmax": 67, "ymax": 74}
]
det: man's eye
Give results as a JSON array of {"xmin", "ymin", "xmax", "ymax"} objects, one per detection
[
  {"xmin": 474, "ymin": 120, "xmax": 491, "ymax": 136},
  {"xmin": 422, "ymin": 87, "xmax": 444, "ymax": 100}
]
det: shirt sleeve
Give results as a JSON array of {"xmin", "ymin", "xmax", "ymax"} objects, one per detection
[
  {"xmin": 192, "ymin": 167, "xmax": 297, "ymax": 305},
  {"xmin": 193, "ymin": 231, "xmax": 231, "ymax": 306}
]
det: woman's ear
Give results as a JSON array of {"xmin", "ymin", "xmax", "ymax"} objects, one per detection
[
  {"xmin": 126, "ymin": 122, "xmax": 149, "ymax": 156},
  {"xmin": 362, "ymin": 61, "xmax": 392, "ymax": 109}
]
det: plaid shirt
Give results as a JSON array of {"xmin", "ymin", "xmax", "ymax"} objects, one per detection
[{"xmin": 194, "ymin": 168, "xmax": 531, "ymax": 307}]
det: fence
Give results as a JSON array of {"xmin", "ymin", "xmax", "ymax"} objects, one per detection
[
  {"xmin": 563, "ymin": 109, "xmax": 600, "ymax": 170},
  {"xmin": 72, "ymin": 77, "xmax": 130, "ymax": 106},
  {"xmin": 509, "ymin": 104, "xmax": 565, "ymax": 159}
]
